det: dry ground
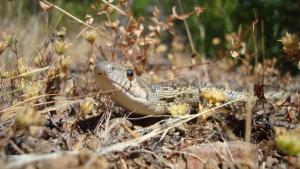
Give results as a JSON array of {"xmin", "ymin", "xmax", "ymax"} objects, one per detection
[{"xmin": 1, "ymin": 1, "xmax": 300, "ymax": 169}]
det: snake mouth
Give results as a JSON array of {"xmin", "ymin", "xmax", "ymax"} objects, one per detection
[
  {"xmin": 95, "ymin": 61, "xmax": 133, "ymax": 93},
  {"xmin": 95, "ymin": 60, "xmax": 151, "ymax": 106}
]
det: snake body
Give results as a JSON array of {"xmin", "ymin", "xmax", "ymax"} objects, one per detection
[{"xmin": 95, "ymin": 60, "xmax": 247, "ymax": 115}]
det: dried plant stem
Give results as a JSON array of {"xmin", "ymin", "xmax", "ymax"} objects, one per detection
[
  {"xmin": 4, "ymin": 66, "xmax": 51, "ymax": 82},
  {"xmin": 252, "ymin": 18, "xmax": 259, "ymax": 65},
  {"xmin": 177, "ymin": 0, "xmax": 211, "ymax": 82},
  {"xmin": 178, "ymin": 0, "xmax": 196, "ymax": 54},
  {"xmin": 41, "ymin": 0, "xmax": 93, "ymax": 29},
  {"xmin": 245, "ymin": 95, "xmax": 255, "ymax": 142},
  {"xmin": 5, "ymin": 151, "xmax": 78, "ymax": 169},
  {"xmin": 261, "ymin": 20, "xmax": 265, "ymax": 61},
  {"xmin": 120, "ymin": 123, "xmax": 140, "ymax": 139},
  {"xmin": 0, "ymin": 93, "xmax": 57, "ymax": 113},
  {"xmin": 40, "ymin": 0, "xmax": 111, "ymax": 41}
]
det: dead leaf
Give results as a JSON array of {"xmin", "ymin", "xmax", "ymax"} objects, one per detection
[
  {"xmin": 194, "ymin": 6, "xmax": 205, "ymax": 16},
  {"xmin": 39, "ymin": 1, "xmax": 54, "ymax": 12},
  {"xmin": 172, "ymin": 6, "xmax": 193, "ymax": 20}
]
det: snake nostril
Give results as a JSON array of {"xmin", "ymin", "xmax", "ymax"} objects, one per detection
[{"xmin": 126, "ymin": 69, "xmax": 134, "ymax": 81}]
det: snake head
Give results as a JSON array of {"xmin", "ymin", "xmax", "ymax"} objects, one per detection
[
  {"xmin": 95, "ymin": 59, "xmax": 158, "ymax": 115},
  {"xmin": 95, "ymin": 60, "xmax": 136, "ymax": 91}
]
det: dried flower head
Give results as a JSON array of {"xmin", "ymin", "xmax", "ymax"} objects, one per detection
[
  {"xmin": 58, "ymin": 55, "xmax": 71, "ymax": 72},
  {"xmin": 33, "ymin": 53, "xmax": 45, "ymax": 66},
  {"xmin": 0, "ymin": 65, "xmax": 13, "ymax": 78},
  {"xmin": 17, "ymin": 57, "xmax": 32, "ymax": 79},
  {"xmin": 0, "ymin": 32, "xmax": 12, "ymax": 55},
  {"xmin": 17, "ymin": 57, "xmax": 28, "ymax": 74},
  {"xmin": 201, "ymin": 88, "xmax": 226, "ymax": 104},
  {"xmin": 14, "ymin": 106, "xmax": 45, "ymax": 129},
  {"xmin": 155, "ymin": 44, "xmax": 168, "ymax": 53},
  {"xmin": 23, "ymin": 82, "xmax": 43, "ymax": 99},
  {"xmin": 169, "ymin": 103, "xmax": 190, "ymax": 116},
  {"xmin": 80, "ymin": 97, "xmax": 95, "ymax": 115},
  {"xmin": 0, "ymin": 41, "xmax": 8, "ymax": 55},
  {"xmin": 2, "ymin": 32, "xmax": 13, "ymax": 46},
  {"xmin": 82, "ymin": 30, "xmax": 97, "ymax": 44},
  {"xmin": 279, "ymin": 32, "xmax": 300, "ymax": 57},
  {"xmin": 47, "ymin": 68, "xmax": 59, "ymax": 79},
  {"xmin": 54, "ymin": 41, "xmax": 71, "ymax": 55},
  {"xmin": 85, "ymin": 14, "xmax": 94, "ymax": 25},
  {"xmin": 275, "ymin": 127, "xmax": 300, "ymax": 156}
]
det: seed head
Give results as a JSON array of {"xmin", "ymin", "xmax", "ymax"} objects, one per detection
[
  {"xmin": 54, "ymin": 41, "xmax": 71, "ymax": 55},
  {"xmin": 82, "ymin": 30, "xmax": 97, "ymax": 44},
  {"xmin": 279, "ymin": 32, "xmax": 300, "ymax": 56},
  {"xmin": 80, "ymin": 97, "xmax": 95, "ymax": 115}
]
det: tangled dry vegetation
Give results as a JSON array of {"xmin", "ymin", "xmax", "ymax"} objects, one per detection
[{"xmin": 0, "ymin": 0, "xmax": 300, "ymax": 169}]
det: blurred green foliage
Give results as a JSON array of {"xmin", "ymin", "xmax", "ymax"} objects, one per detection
[
  {"xmin": 0, "ymin": 0, "xmax": 94, "ymax": 17},
  {"xmin": 1, "ymin": 0, "xmax": 300, "ymax": 60},
  {"xmin": 133, "ymin": 0, "xmax": 300, "ymax": 59}
]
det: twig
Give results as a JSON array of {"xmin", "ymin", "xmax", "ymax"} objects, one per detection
[
  {"xmin": 104, "ymin": 109, "xmax": 112, "ymax": 141},
  {"xmin": 5, "ymin": 151, "xmax": 78, "ymax": 169},
  {"xmin": 3, "ymin": 66, "xmax": 51, "ymax": 82},
  {"xmin": 178, "ymin": 0, "xmax": 196, "ymax": 54},
  {"xmin": 0, "ymin": 93, "xmax": 58, "ymax": 113},
  {"xmin": 8, "ymin": 140, "xmax": 25, "ymax": 155},
  {"xmin": 120, "ymin": 123, "xmax": 140, "ymax": 139}
]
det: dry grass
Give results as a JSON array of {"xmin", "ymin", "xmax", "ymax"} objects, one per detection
[{"xmin": 0, "ymin": 1, "xmax": 300, "ymax": 169}]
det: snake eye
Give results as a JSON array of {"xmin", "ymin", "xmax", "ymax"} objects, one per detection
[{"xmin": 126, "ymin": 69, "xmax": 134, "ymax": 81}]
